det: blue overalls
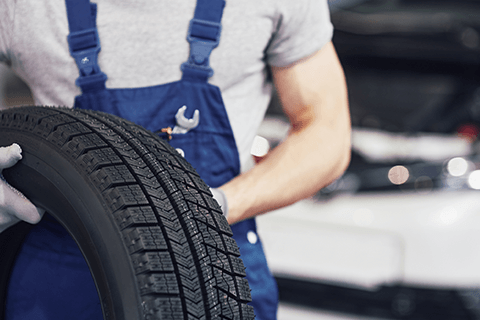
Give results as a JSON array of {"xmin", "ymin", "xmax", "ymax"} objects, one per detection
[{"xmin": 6, "ymin": 0, "xmax": 278, "ymax": 319}]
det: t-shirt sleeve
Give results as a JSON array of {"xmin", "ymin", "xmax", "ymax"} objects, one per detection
[
  {"xmin": 0, "ymin": 0, "xmax": 16, "ymax": 65},
  {"xmin": 266, "ymin": 0, "xmax": 333, "ymax": 67}
]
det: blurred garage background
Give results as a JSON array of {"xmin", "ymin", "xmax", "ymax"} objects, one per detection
[
  {"xmin": 258, "ymin": 0, "xmax": 480, "ymax": 319},
  {"xmin": 2, "ymin": 0, "xmax": 480, "ymax": 319}
]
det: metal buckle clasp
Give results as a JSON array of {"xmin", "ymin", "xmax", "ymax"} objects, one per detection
[{"xmin": 67, "ymin": 28, "xmax": 107, "ymax": 90}]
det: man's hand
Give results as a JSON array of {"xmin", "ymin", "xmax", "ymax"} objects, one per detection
[
  {"xmin": 0, "ymin": 143, "xmax": 44, "ymax": 233},
  {"xmin": 221, "ymin": 41, "xmax": 352, "ymax": 225}
]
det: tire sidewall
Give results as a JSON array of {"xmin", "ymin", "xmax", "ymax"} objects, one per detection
[{"xmin": 1, "ymin": 129, "xmax": 141, "ymax": 320}]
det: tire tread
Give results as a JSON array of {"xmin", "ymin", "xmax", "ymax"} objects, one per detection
[{"xmin": 0, "ymin": 106, "xmax": 254, "ymax": 320}]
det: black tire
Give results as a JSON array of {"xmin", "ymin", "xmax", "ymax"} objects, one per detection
[{"xmin": 0, "ymin": 106, "xmax": 254, "ymax": 320}]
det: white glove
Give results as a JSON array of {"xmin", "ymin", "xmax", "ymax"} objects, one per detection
[
  {"xmin": 210, "ymin": 188, "xmax": 228, "ymax": 218},
  {"xmin": 0, "ymin": 143, "xmax": 44, "ymax": 233}
]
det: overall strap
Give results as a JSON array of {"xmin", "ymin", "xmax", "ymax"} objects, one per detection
[
  {"xmin": 65, "ymin": 0, "xmax": 107, "ymax": 93},
  {"xmin": 181, "ymin": 0, "xmax": 226, "ymax": 82}
]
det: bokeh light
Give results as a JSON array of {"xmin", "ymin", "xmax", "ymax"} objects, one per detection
[
  {"xmin": 468, "ymin": 170, "xmax": 480, "ymax": 190},
  {"xmin": 447, "ymin": 157, "xmax": 469, "ymax": 177},
  {"xmin": 388, "ymin": 165, "xmax": 409, "ymax": 185}
]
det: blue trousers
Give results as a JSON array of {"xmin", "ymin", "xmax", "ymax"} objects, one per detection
[{"xmin": 5, "ymin": 215, "xmax": 103, "ymax": 320}]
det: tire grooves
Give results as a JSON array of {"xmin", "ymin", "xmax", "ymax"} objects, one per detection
[
  {"xmin": 125, "ymin": 116, "xmax": 253, "ymax": 316},
  {"xmin": 79, "ymin": 112, "xmax": 253, "ymax": 319}
]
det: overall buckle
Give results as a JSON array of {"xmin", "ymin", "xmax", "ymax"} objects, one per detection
[
  {"xmin": 67, "ymin": 28, "xmax": 107, "ymax": 91},
  {"xmin": 181, "ymin": 19, "xmax": 222, "ymax": 78}
]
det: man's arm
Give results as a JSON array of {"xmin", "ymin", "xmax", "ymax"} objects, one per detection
[{"xmin": 221, "ymin": 41, "xmax": 351, "ymax": 225}]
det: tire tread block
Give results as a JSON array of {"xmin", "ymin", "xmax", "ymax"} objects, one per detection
[
  {"xmin": 131, "ymin": 252, "xmax": 174, "ymax": 274},
  {"xmin": 90, "ymin": 165, "xmax": 137, "ymax": 191},
  {"xmin": 138, "ymin": 273, "xmax": 179, "ymax": 295},
  {"xmin": 77, "ymin": 148, "xmax": 123, "ymax": 173},
  {"xmin": 114, "ymin": 207, "xmax": 158, "ymax": 230},
  {"xmin": 123, "ymin": 227, "xmax": 169, "ymax": 253},
  {"xmin": 47, "ymin": 121, "xmax": 92, "ymax": 146},
  {"xmin": 62, "ymin": 133, "xmax": 108, "ymax": 159},
  {"xmin": 142, "ymin": 297, "xmax": 184, "ymax": 320}
]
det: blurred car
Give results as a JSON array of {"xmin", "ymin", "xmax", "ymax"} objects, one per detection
[{"xmin": 257, "ymin": 0, "xmax": 480, "ymax": 319}]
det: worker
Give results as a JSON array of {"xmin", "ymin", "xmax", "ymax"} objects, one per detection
[{"xmin": 0, "ymin": 0, "xmax": 351, "ymax": 319}]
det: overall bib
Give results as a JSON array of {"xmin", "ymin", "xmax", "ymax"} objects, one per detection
[{"xmin": 6, "ymin": 0, "xmax": 278, "ymax": 319}]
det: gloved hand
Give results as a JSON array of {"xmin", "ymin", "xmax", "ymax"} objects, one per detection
[
  {"xmin": 0, "ymin": 143, "xmax": 44, "ymax": 234},
  {"xmin": 210, "ymin": 187, "xmax": 228, "ymax": 218}
]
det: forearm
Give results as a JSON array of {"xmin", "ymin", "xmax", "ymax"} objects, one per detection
[{"xmin": 222, "ymin": 124, "xmax": 350, "ymax": 225}]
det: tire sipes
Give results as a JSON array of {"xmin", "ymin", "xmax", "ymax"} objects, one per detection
[{"xmin": 0, "ymin": 106, "xmax": 255, "ymax": 320}]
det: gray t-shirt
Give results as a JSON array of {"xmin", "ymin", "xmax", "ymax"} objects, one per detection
[{"xmin": 0, "ymin": 0, "xmax": 333, "ymax": 172}]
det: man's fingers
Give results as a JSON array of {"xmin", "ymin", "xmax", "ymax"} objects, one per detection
[
  {"xmin": 0, "ymin": 143, "xmax": 23, "ymax": 169},
  {"xmin": 1, "ymin": 181, "xmax": 44, "ymax": 224}
]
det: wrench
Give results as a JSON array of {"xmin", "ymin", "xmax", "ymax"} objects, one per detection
[{"xmin": 172, "ymin": 105, "xmax": 200, "ymax": 134}]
